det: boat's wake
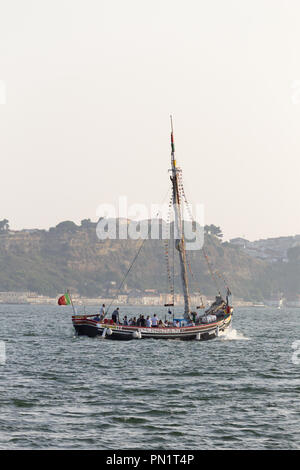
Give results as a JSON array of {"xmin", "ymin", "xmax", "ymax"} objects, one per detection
[{"xmin": 219, "ymin": 327, "xmax": 249, "ymax": 341}]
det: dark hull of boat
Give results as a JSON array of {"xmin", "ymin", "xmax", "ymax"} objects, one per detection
[{"xmin": 72, "ymin": 314, "xmax": 232, "ymax": 341}]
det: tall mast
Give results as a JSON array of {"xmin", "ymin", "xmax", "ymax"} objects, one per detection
[{"xmin": 170, "ymin": 116, "xmax": 191, "ymax": 320}]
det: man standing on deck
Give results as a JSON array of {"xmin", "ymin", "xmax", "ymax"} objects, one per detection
[
  {"xmin": 99, "ymin": 304, "xmax": 105, "ymax": 321},
  {"xmin": 112, "ymin": 307, "xmax": 120, "ymax": 324}
]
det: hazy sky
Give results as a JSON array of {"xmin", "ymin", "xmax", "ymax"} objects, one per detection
[{"xmin": 1, "ymin": 0, "xmax": 300, "ymax": 241}]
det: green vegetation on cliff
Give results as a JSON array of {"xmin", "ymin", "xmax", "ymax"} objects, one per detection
[{"xmin": 0, "ymin": 219, "xmax": 298, "ymax": 300}]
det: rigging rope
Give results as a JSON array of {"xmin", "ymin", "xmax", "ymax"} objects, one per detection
[
  {"xmin": 177, "ymin": 171, "xmax": 208, "ymax": 303},
  {"xmin": 105, "ymin": 187, "xmax": 172, "ymax": 317},
  {"xmin": 163, "ymin": 193, "xmax": 175, "ymax": 305},
  {"xmin": 177, "ymin": 170, "xmax": 228, "ymax": 297},
  {"xmin": 105, "ymin": 237, "xmax": 147, "ymax": 317}
]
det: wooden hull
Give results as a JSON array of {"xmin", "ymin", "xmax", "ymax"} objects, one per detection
[{"xmin": 72, "ymin": 314, "xmax": 232, "ymax": 341}]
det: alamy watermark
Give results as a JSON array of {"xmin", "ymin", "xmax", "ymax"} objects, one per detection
[
  {"xmin": 291, "ymin": 340, "xmax": 300, "ymax": 365},
  {"xmin": 96, "ymin": 197, "xmax": 204, "ymax": 250},
  {"xmin": 0, "ymin": 80, "xmax": 6, "ymax": 104},
  {"xmin": 0, "ymin": 341, "xmax": 6, "ymax": 365},
  {"xmin": 291, "ymin": 80, "xmax": 300, "ymax": 104}
]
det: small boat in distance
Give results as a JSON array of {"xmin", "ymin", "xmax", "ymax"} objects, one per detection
[{"xmin": 70, "ymin": 118, "xmax": 233, "ymax": 340}]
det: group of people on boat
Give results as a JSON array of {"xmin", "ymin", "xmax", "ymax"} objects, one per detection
[
  {"xmin": 93, "ymin": 307, "xmax": 186, "ymax": 327},
  {"xmin": 100, "ymin": 314, "xmax": 185, "ymax": 328},
  {"xmin": 92, "ymin": 294, "xmax": 231, "ymax": 328},
  {"xmin": 121, "ymin": 314, "xmax": 182, "ymax": 328}
]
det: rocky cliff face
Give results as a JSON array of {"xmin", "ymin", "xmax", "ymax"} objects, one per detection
[{"xmin": 0, "ymin": 223, "xmax": 284, "ymax": 300}]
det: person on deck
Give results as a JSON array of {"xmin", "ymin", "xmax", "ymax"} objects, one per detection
[
  {"xmin": 123, "ymin": 315, "xmax": 128, "ymax": 325},
  {"xmin": 112, "ymin": 308, "xmax": 120, "ymax": 324},
  {"xmin": 191, "ymin": 311, "xmax": 197, "ymax": 323},
  {"xmin": 151, "ymin": 314, "xmax": 158, "ymax": 327},
  {"xmin": 146, "ymin": 316, "xmax": 152, "ymax": 327},
  {"xmin": 99, "ymin": 304, "xmax": 105, "ymax": 321}
]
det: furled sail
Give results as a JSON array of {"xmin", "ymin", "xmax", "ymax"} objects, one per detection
[{"xmin": 170, "ymin": 117, "xmax": 192, "ymax": 321}]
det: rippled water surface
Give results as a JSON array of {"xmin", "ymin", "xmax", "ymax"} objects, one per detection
[{"xmin": 0, "ymin": 304, "xmax": 299, "ymax": 449}]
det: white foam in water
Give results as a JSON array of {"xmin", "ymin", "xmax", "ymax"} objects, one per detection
[
  {"xmin": 0, "ymin": 341, "xmax": 6, "ymax": 365},
  {"xmin": 219, "ymin": 327, "xmax": 249, "ymax": 341}
]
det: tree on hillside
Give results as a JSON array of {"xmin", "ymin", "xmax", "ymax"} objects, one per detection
[
  {"xmin": 53, "ymin": 221, "xmax": 79, "ymax": 233},
  {"xmin": 80, "ymin": 219, "xmax": 95, "ymax": 229},
  {"xmin": 287, "ymin": 246, "xmax": 300, "ymax": 263},
  {"xmin": 0, "ymin": 219, "xmax": 9, "ymax": 231},
  {"xmin": 204, "ymin": 224, "xmax": 223, "ymax": 239}
]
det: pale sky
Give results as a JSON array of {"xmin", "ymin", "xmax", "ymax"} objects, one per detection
[{"xmin": 1, "ymin": 0, "xmax": 300, "ymax": 241}]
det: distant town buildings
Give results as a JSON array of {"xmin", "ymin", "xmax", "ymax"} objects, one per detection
[
  {"xmin": 0, "ymin": 291, "xmax": 31, "ymax": 304},
  {"xmin": 229, "ymin": 235, "xmax": 300, "ymax": 263},
  {"xmin": 0, "ymin": 290, "xmax": 291, "ymax": 307},
  {"xmin": 0, "ymin": 290, "xmax": 211, "ymax": 307}
]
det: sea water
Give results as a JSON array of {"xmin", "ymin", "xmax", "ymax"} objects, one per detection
[{"xmin": 0, "ymin": 304, "xmax": 299, "ymax": 449}]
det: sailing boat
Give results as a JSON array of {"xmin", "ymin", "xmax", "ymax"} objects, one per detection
[{"xmin": 71, "ymin": 119, "xmax": 233, "ymax": 340}]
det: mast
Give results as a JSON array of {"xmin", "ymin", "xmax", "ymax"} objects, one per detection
[
  {"xmin": 67, "ymin": 289, "xmax": 76, "ymax": 315},
  {"xmin": 170, "ymin": 116, "xmax": 191, "ymax": 320}
]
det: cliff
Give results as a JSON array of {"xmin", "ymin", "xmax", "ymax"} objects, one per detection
[{"xmin": 0, "ymin": 220, "xmax": 295, "ymax": 300}]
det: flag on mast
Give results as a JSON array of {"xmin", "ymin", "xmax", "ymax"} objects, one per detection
[{"xmin": 58, "ymin": 292, "xmax": 71, "ymax": 305}]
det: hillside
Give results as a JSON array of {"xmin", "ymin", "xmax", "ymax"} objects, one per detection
[{"xmin": 0, "ymin": 219, "xmax": 298, "ymax": 301}]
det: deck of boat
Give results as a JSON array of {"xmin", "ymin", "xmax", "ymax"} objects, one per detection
[{"xmin": 72, "ymin": 314, "xmax": 232, "ymax": 340}]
